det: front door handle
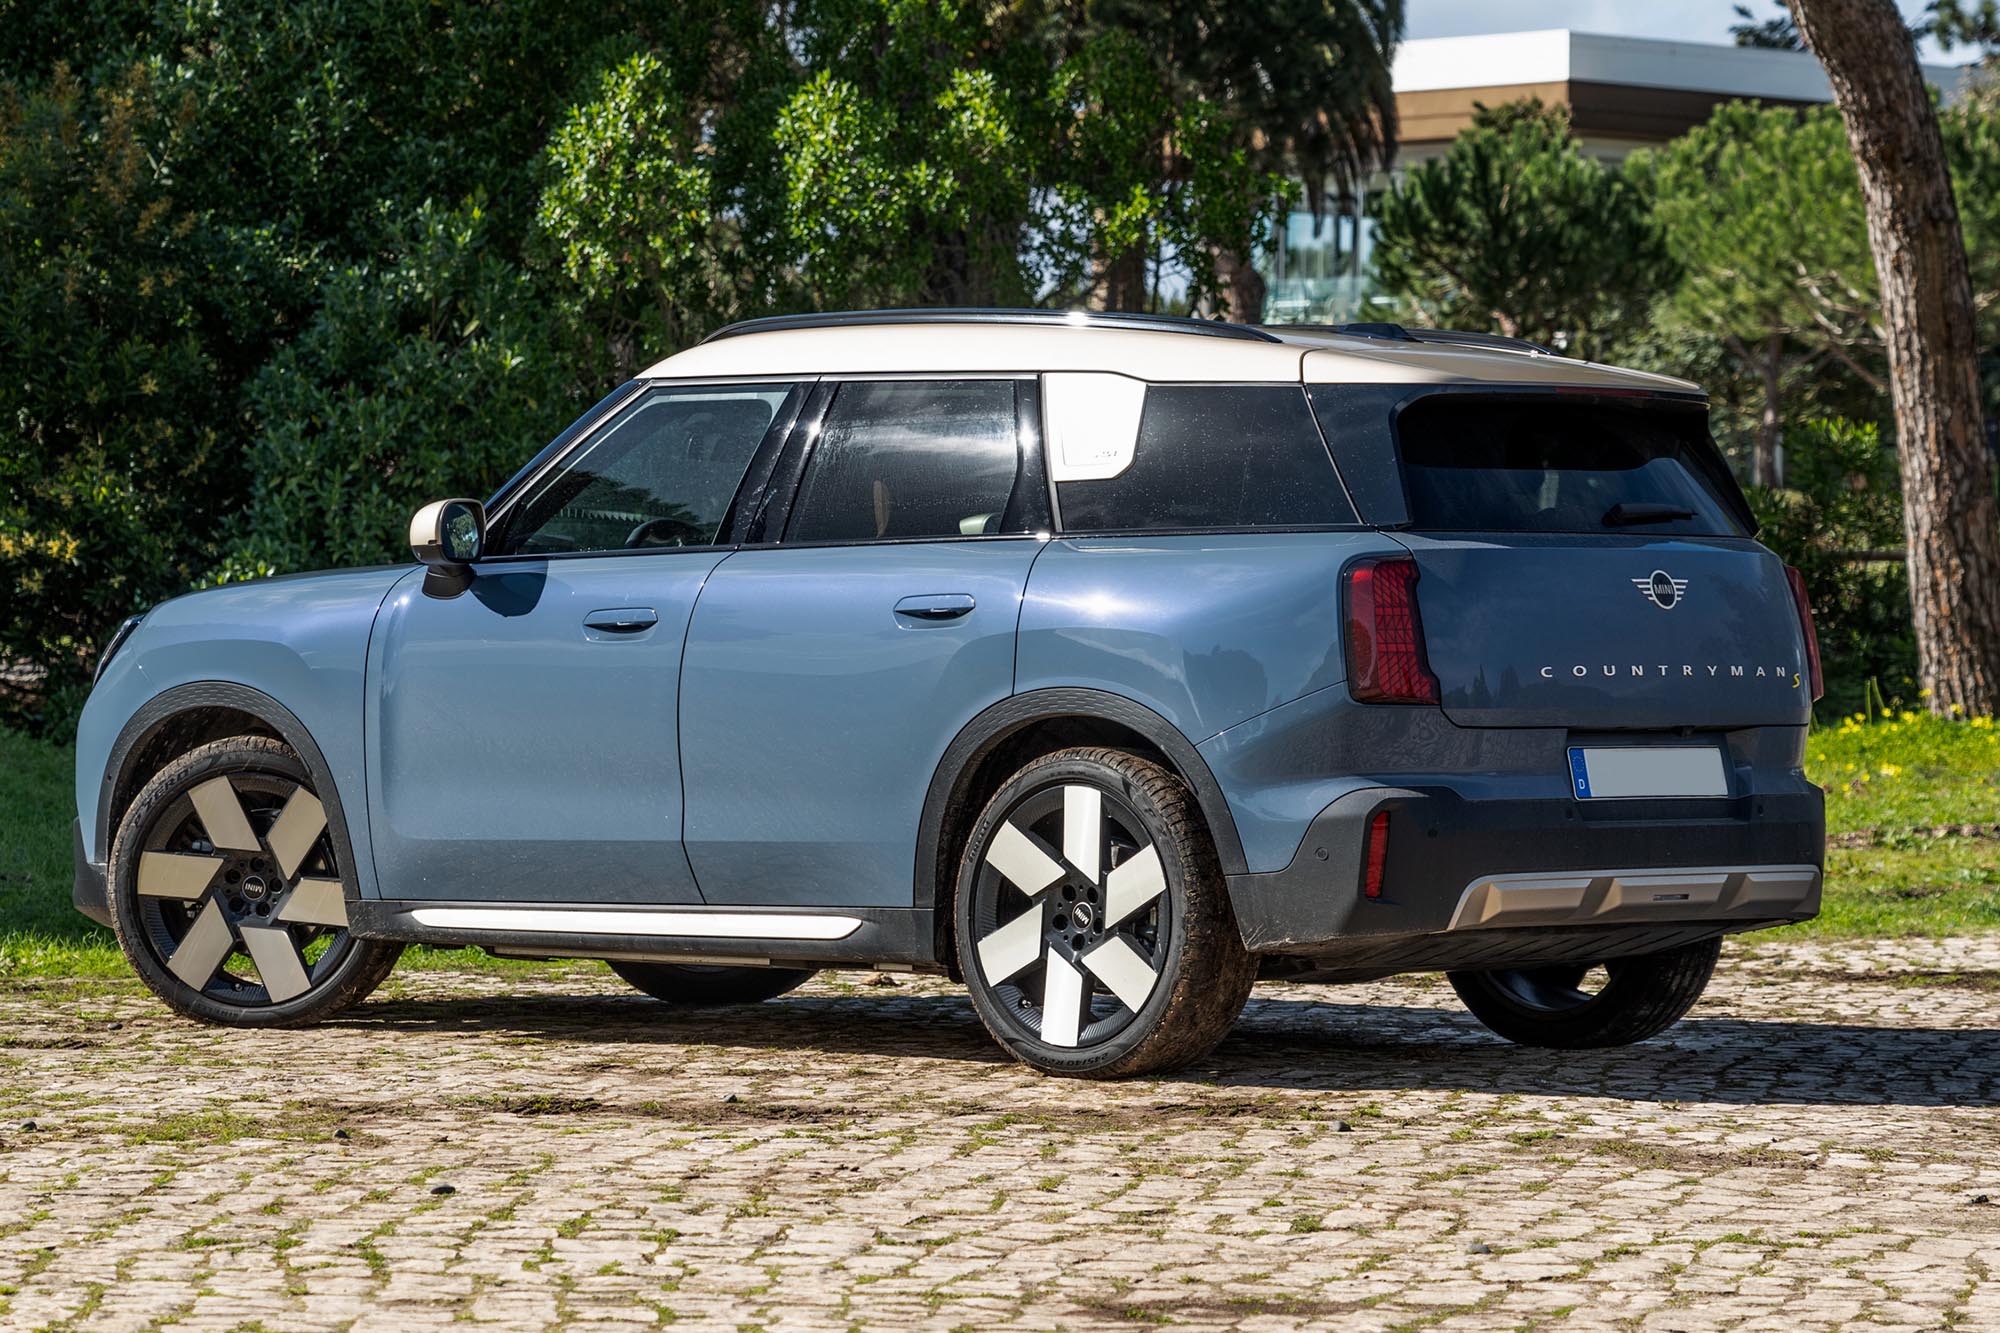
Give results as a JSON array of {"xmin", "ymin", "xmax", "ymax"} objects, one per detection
[
  {"xmin": 894, "ymin": 593, "xmax": 976, "ymax": 621},
  {"xmin": 583, "ymin": 607, "xmax": 659, "ymax": 634}
]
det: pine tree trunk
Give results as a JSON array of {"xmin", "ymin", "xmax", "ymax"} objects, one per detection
[
  {"xmin": 1754, "ymin": 333, "xmax": 1785, "ymax": 489},
  {"xmin": 1789, "ymin": 0, "xmax": 2000, "ymax": 715},
  {"xmin": 1213, "ymin": 247, "xmax": 1267, "ymax": 324}
]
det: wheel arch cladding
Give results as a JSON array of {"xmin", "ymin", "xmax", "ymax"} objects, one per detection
[
  {"xmin": 915, "ymin": 689, "xmax": 1247, "ymax": 973},
  {"xmin": 98, "ymin": 683, "xmax": 361, "ymax": 913}
]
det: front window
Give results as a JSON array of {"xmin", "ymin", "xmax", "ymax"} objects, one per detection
[{"xmin": 500, "ymin": 384, "xmax": 799, "ymax": 555}]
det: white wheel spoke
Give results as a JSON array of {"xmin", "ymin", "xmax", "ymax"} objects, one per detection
[
  {"xmin": 1039, "ymin": 954, "xmax": 1086, "ymax": 1047},
  {"xmin": 190, "ymin": 777, "xmax": 259, "ymax": 852},
  {"xmin": 277, "ymin": 878, "xmax": 347, "ymax": 928},
  {"xmin": 265, "ymin": 788, "xmax": 327, "ymax": 881},
  {"xmin": 1104, "ymin": 844, "xmax": 1165, "ymax": 928},
  {"xmin": 239, "ymin": 925, "xmax": 311, "ymax": 1002},
  {"xmin": 167, "ymin": 900, "xmax": 236, "ymax": 990},
  {"xmin": 976, "ymin": 908, "xmax": 1045, "ymax": 984},
  {"xmin": 1082, "ymin": 936, "xmax": 1158, "ymax": 1013},
  {"xmin": 984, "ymin": 821, "xmax": 1064, "ymax": 896},
  {"xmin": 137, "ymin": 851, "xmax": 224, "ymax": 900},
  {"xmin": 1063, "ymin": 785, "xmax": 1103, "ymax": 883}
]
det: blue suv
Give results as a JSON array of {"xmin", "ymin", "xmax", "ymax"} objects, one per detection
[{"xmin": 73, "ymin": 309, "xmax": 1826, "ymax": 1077}]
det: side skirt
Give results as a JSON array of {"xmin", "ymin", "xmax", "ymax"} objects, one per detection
[{"xmin": 348, "ymin": 900, "xmax": 944, "ymax": 972}]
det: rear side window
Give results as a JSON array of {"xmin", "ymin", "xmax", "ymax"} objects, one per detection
[
  {"xmin": 786, "ymin": 380, "xmax": 1028, "ymax": 543},
  {"xmin": 1397, "ymin": 396, "xmax": 1750, "ymax": 537},
  {"xmin": 1057, "ymin": 385, "xmax": 1356, "ymax": 533}
]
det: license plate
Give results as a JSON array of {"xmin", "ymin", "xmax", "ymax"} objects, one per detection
[{"xmin": 1567, "ymin": 746, "xmax": 1728, "ymax": 800}]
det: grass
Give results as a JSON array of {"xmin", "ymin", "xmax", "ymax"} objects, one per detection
[{"xmin": 0, "ymin": 710, "xmax": 1995, "ymax": 978}]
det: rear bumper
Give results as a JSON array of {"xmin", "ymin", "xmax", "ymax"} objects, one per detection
[
  {"xmin": 73, "ymin": 818, "xmax": 112, "ymax": 928},
  {"xmin": 1225, "ymin": 784, "xmax": 1823, "ymax": 979}
]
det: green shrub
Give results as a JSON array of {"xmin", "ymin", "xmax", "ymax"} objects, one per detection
[
  {"xmin": 0, "ymin": 66, "xmax": 242, "ymax": 732},
  {"xmin": 215, "ymin": 203, "xmax": 585, "ymax": 582},
  {"xmin": 1747, "ymin": 418, "xmax": 1916, "ymax": 715}
]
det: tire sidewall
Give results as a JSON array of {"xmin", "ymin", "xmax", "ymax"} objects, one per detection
[
  {"xmin": 954, "ymin": 750, "xmax": 1204, "ymax": 1076},
  {"xmin": 109, "ymin": 736, "xmax": 390, "ymax": 1027}
]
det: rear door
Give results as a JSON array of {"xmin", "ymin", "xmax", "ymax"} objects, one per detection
[
  {"xmin": 678, "ymin": 378, "xmax": 1049, "ymax": 907},
  {"xmin": 1330, "ymin": 390, "xmax": 1811, "ymax": 730}
]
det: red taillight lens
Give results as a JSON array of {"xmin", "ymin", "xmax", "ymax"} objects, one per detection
[
  {"xmin": 1345, "ymin": 556, "xmax": 1441, "ymax": 705},
  {"xmin": 1783, "ymin": 564, "xmax": 1824, "ymax": 702},
  {"xmin": 1362, "ymin": 808, "xmax": 1391, "ymax": 899}
]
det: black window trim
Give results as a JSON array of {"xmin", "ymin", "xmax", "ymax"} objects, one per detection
[
  {"xmin": 476, "ymin": 375, "xmax": 816, "ymax": 566},
  {"xmin": 1046, "ymin": 380, "xmax": 1369, "ymax": 539},
  {"xmin": 768, "ymin": 374, "xmax": 1050, "ymax": 550}
]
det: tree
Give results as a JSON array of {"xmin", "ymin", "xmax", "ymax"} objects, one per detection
[
  {"xmin": 1787, "ymin": 0, "xmax": 2000, "ymax": 715},
  {"xmin": 1634, "ymin": 103, "xmax": 1877, "ymax": 485},
  {"xmin": 1369, "ymin": 101, "xmax": 1670, "ymax": 360},
  {"xmin": 1074, "ymin": 0, "xmax": 1403, "ymax": 321}
]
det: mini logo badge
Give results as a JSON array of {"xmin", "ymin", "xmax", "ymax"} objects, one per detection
[{"xmin": 1633, "ymin": 570, "xmax": 1689, "ymax": 610}]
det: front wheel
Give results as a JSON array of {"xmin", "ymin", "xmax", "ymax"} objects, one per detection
[
  {"xmin": 954, "ymin": 747, "xmax": 1255, "ymax": 1078},
  {"xmin": 108, "ymin": 735, "xmax": 402, "ymax": 1026},
  {"xmin": 1447, "ymin": 937, "xmax": 1722, "ymax": 1048}
]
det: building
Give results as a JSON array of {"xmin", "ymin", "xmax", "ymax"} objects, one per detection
[{"xmin": 1260, "ymin": 29, "xmax": 1976, "ymax": 324}]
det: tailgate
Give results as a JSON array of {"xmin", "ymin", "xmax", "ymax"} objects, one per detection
[{"xmin": 1401, "ymin": 533, "xmax": 1812, "ymax": 729}]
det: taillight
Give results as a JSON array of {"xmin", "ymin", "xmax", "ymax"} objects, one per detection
[
  {"xmin": 1344, "ymin": 556, "xmax": 1441, "ymax": 705},
  {"xmin": 1783, "ymin": 564, "xmax": 1824, "ymax": 702},
  {"xmin": 1361, "ymin": 808, "xmax": 1391, "ymax": 899}
]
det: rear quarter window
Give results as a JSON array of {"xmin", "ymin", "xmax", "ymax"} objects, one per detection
[
  {"xmin": 1057, "ymin": 385, "xmax": 1357, "ymax": 533},
  {"xmin": 1395, "ymin": 396, "xmax": 1750, "ymax": 537}
]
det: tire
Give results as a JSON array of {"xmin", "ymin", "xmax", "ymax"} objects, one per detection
[
  {"xmin": 1447, "ymin": 937, "xmax": 1722, "ymax": 1048},
  {"xmin": 953, "ymin": 746, "xmax": 1255, "ymax": 1078},
  {"xmin": 108, "ymin": 735, "xmax": 402, "ymax": 1027},
  {"xmin": 607, "ymin": 961, "xmax": 817, "ymax": 1005}
]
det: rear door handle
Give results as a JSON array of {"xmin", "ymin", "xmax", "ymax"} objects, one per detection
[
  {"xmin": 583, "ymin": 607, "xmax": 659, "ymax": 634},
  {"xmin": 894, "ymin": 593, "xmax": 976, "ymax": 621}
]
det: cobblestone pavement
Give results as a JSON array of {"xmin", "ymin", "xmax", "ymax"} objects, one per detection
[{"xmin": 1, "ymin": 937, "xmax": 1997, "ymax": 1332}]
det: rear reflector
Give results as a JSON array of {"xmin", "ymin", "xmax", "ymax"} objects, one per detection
[
  {"xmin": 1345, "ymin": 556, "xmax": 1441, "ymax": 704},
  {"xmin": 1362, "ymin": 809, "xmax": 1391, "ymax": 899},
  {"xmin": 1783, "ymin": 564, "xmax": 1825, "ymax": 702}
]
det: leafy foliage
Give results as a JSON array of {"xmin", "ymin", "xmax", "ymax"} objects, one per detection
[
  {"xmin": 0, "ymin": 67, "xmax": 241, "ymax": 726},
  {"xmin": 218, "ymin": 204, "xmax": 576, "ymax": 582},
  {"xmin": 1747, "ymin": 419, "xmax": 1917, "ymax": 714},
  {"xmin": 1368, "ymin": 101, "xmax": 1671, "ymax": 358}
]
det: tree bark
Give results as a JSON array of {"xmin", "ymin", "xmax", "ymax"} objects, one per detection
[
  {"xmin": 1751, "ymin": 332, "xmax": 1786, "ymax": 489},
  {"xmin": 1789, "ymin": 0, "xmax": 2000, "ymax": 715},
  {"xmin": 1213, "ymin": 247, "xmax": 1268, "ymax": 324}
]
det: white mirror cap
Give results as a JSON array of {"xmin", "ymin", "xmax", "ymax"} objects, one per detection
[
  {"xmin": 1044, "ymin": 372, "xmax": 1147, "ymax": 481},
  {"xmin": 410, "ymin": 498, "xmax": 485, "ymax": 565},
  {"xmin": 409, "ymin": 500, "xmax": 451, "ymax": 555}
]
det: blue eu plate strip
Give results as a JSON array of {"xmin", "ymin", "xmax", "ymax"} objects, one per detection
[{"xmin": 1567, "ymin": 747, "xmax": 1592, "ymax": 800}]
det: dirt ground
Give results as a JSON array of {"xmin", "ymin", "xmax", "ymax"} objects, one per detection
[{"xmin": 0, "ymin": 936, "xmax": 1996, "ymax": 1332}]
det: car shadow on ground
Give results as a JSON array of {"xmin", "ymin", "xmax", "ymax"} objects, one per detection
[{"xmin": 343, "ymin": 989, "xmax": 2000, "ymax": 1108}]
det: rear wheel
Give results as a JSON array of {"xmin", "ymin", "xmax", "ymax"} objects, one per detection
[
  {"xmin": 109, "ymin": 736, "xmax": 402, "ymax": 1026},
  {"xmin": 954, "ymin": 747, "xmax": 1255, "ymax": 1078},
  {"xmin": 608, "ymin": 961, "xmax": 817, "ymax": 1005},
  {"xmin": 1447, "ymin": 938, "xmax": 1722, "ymax": 1048}
]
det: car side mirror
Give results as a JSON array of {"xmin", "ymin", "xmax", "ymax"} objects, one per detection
[{"xmin": 410, "ymin": 498, "xmax": 487, "ymax": 597}]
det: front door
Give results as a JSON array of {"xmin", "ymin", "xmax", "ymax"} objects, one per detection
[
  {"xmin": 365, "ymin": 381, "xmax": 803, "ymax": 902},
  {"xmin": 679, "ymin": 378, "xmax": 1049, "ymax": 907}
]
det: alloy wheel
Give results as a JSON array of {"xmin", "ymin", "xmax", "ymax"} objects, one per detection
[
  {"xmin": 132, "ymin": 770, "xmax": 355, "ymax": 1006},
  {"xmin": 967, "ymin": 781, "xmax": 1172, "ymax": 1049}
]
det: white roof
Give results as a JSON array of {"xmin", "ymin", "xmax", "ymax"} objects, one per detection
[
  {"xmin": 640, "ymin": 319, "xmax": 1699, "ymax": 394},
  {"xmin": 1394, "ymin": 29, "xmax": 1971, "ymax": 105}
]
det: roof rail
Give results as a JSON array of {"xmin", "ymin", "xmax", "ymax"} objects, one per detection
[
  {"xmin": 701, "ymin": 307, "xmax": 1285, "ymax": 345},
  {"xmin": 1277, "ymin": 322, "xmax": 1558, "ymax": 357}
]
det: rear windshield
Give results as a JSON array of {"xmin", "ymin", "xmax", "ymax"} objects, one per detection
[{"xmin": 1396, "ymin": 396, "xmax": 1750, "ymax": 537}]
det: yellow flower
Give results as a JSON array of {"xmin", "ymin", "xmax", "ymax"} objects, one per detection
[{"xmin": 1877, "ymin": 764, "xmax": 1901, "ymax": 778}]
